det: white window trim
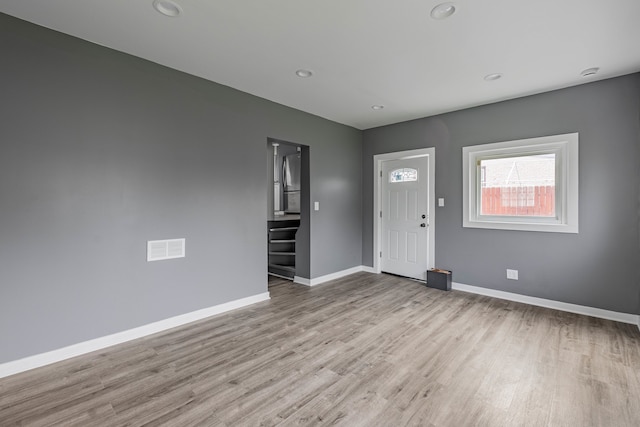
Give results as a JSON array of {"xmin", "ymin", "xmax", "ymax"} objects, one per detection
[{"xmin": 463, "ymin": 133, "xmax": 579, "ymax": 233}]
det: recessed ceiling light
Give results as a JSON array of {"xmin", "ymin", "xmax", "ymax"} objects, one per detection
[
  {"xmin": 580, "ymin": 67, "xmax": 599, "ymax": 77},
  {"xmin": 484, "ymin": 73, "xmax": 503, "ymax": 81},
  {"xmin": 371, "ymin": 105, "xmax": 384, "ymax": 110},
  {"xmin": 430, "ymin": 2, "xmax": 457, "ymax": 20},
  {"xmin": 295, "ymin": 69, "xmax": 313, "ymax": 78},
  {"xmin": 153, "ymin": 0, "xmax": 182, "ymax": 17}
]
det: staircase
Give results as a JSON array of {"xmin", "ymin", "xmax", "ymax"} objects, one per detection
[{"xmin": 267, "ymin": 219, "xmax": 299, "ymax": 279}]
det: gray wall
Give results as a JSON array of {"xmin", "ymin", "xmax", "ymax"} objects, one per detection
[
  {"xmin": 0, "ymin": 13, "xmax": 362, "ymax": 363},
  {"xmin": 363, "ymin": 74, "xmax": 640, "ymax": 315}
]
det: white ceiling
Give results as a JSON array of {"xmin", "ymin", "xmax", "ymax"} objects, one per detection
[{"xmin": 2, "ymin": 0, "xmax": 640, "ymax": 130}]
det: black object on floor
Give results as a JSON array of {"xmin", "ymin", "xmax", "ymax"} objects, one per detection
[{"xmin": 426, "ymin": 269, "xmax": 452, "ymax": 291}]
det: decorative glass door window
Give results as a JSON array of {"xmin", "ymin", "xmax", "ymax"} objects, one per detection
[{"xmin": 390, "ymin": 168, "xmax": 418, "ymax": 183}]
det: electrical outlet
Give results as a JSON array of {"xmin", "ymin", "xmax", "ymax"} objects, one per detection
[{"xmin": 506, "ymin": 269, "xmax": 519, "ymax": 280}]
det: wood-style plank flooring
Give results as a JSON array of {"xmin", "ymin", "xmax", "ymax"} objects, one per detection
[{"xmin": 1, "ymin": 273, "xmax": 639, "ymax": 426}]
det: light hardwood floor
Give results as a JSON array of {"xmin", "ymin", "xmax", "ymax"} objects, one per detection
[{"xmin": 1, "ymin": 272, "xmax": 639, "ymax": 426}]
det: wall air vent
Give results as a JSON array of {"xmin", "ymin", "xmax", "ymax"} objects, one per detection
[{"xmin": 147, "ymin": 238, "xmax": 186, "ymax": 262}]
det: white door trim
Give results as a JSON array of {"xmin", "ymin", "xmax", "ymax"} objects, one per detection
[{"xmin": 374, "ymin": 148, "xmax": 435, "ymax": 276}]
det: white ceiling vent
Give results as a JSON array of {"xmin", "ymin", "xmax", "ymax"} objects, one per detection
[{"xmin": 147, "ymin": 238, "xmax": 186, "ymax": 262}]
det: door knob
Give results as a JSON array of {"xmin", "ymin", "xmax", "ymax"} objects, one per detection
[
  {"xmin": 420, "ymin": 223, "xmax": 426, "ymax": 227},
  {"xmin": 421, "ymin": 214, "xmax": 426, "ymax": 219}
]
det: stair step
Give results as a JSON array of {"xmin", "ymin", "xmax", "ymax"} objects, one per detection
[
  {"xmin": 269, "ymin": 226, "xmax": 299, "ymax": 232},
  {"xmin": 268, "ymin": 263, "xmax": 295, "ymax": 272}
]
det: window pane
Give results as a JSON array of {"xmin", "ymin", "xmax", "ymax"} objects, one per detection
[
  {"xmin": 479, "ymin": 154, "xmax": 555, "ymax": 217},
  {"xmin": 390, "ymin": 168, "xmax": 418, "ymax": 183}
]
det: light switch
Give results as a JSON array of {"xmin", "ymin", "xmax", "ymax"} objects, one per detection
[
  {"xmin": 438, "ymin": 198, "xmax": 445, "ymax": 207},
  {"xmin": 314, "ymin": 201, "xmax": 319, "ymax": 211}
]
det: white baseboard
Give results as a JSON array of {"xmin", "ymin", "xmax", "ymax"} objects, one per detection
[
  {"xmin": 361, "ymin": 266, "xmax": 377, "ymax": 274},
  {"xmin": 295, "ymin": 265, "xmax": 373, "ymax": 287},
  {"xmin": 293, "ymin": 275, "xmax": 311, "ymax": 286},
  {"xmin": 452, "ymin": 282, "xmax": 639, "ymax": 325},
  {"xmin": 0, "ymin": 292, "xmax": 270, "ymax": 379}
]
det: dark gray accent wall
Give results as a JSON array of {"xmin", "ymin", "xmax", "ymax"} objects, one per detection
[
  {"xmin": 637, "ymin": 82, "xmax": 640, "ymax": 317},
  {"xmin": 298, "ymin": 146, "xmax": 312, "ymax": 279},
  {"xmin": 0, "ymin": 13, "xmax": 361, "ymax": 363},
  {"xmin": 363, "ymin": 74, "xmax": 640, "ymax": 315}
]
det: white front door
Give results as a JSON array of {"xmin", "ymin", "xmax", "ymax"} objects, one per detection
[{"xmin": 381, "ymin": 156, "xmax": 430, "ymax": 280}]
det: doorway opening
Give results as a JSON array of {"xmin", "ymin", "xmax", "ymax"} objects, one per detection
[
  {"xmin": 373, "ymin": 148, "xmax": 435, "ymax": 281},
  {"xmin": 266, "ymin": 139, "xmax": 310, "ymax": 282}
]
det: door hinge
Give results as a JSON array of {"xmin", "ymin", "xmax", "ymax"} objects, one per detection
[
  {"xmin": 380, "ymin": 170, "xmax": 382, "ymax": 178},
  {"xmin": 379, "ymin": 211, "xmax": 382, "ymax": 218},
  {"xmin": 380, "ymin": 251, "xmax": 382, "ymax": 258}
]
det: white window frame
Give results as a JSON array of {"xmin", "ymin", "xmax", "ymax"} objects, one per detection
[{"xmin": 463, "ymin": 133, "xmax": 579, "ymax": 233}]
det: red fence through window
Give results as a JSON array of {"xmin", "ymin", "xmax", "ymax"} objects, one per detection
[{"xmin": 481, "ymin": 185, "xmax": 555, "ymax": 216}]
